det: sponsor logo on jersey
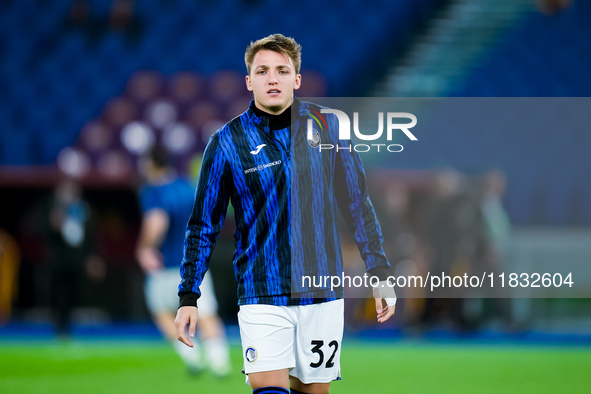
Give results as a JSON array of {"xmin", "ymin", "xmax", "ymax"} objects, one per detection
[{"xmin": 244, "ymin": 160, "xmax": 282, "ymax": 174}]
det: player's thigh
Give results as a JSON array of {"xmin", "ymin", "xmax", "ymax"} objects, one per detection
[
  {"xmin": 238, "ymin": 304, "xmax": 297, "ymax": 376},
  {"xmin": 292, "ymin": 299, "xmax": 344, "ymax": 384}
]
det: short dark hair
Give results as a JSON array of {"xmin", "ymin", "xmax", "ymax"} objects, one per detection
[{"xmin": 245, "ymin": 33, "xmax": 302, "ymax": 75}]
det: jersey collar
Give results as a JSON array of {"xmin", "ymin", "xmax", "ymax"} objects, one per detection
[{"xmin": 248, "ymin": 98, "xmax": 302, "ymax": 131}]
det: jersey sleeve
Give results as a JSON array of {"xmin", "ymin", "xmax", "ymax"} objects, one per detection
[
  {"xmin": 333, "ymin": 130, "xmax": 390, "ymax": 274},
  {"xmin": 179, "ymin": 134, "xmax": 231, "ymax": 306}
]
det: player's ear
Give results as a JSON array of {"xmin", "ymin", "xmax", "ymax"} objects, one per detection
[
  {"xmin": 294, "ymin": 74, "xmax": 301, "ymax": 90},
  {"xmin": 245, "ymin": 75, "xmax": 253, "ymax": 91}
]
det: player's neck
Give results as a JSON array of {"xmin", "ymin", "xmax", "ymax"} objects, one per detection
[{"xmin": 250, "ymin": 101, "xmax": 293, "ymax": 130}]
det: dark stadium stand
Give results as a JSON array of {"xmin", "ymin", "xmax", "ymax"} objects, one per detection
[
  {"xmin": 0, "ymin": 0, "xmax": 445, "ymax": 165},
  {"xmin": 1, "ymin": 0, "xmax": 590, "ymax": 338},
  {"xmin": 450, "ymin": 0, "xmax": 591, "ymax": 97},
  {"xmin": 0, "ymin": 0, "xmax": 588, "ymax": 227}
]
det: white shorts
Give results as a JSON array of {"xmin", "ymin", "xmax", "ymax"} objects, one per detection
[
  {"xmin": 238, "ymin": 299, "xmax": 344, "ymax": 384},
  {"xmin": 145, "ymin": 268, "xmax": 218, "ymax": 318}
]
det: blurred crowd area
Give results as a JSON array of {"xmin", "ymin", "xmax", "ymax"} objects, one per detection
[
  {"xmin": 344, "ymin": 168, "xmax": 513, "ymax": 333},
  {"xmin": 1, "ymin": 0, "xmax": 590, "ymax": 334},
  {"xmin": 2, "ymin": 0, "xmax": 589, "ymax": 165},
  {"xmin": 0, "ymin": 165, "xmax": 515, "ymax": 333}
]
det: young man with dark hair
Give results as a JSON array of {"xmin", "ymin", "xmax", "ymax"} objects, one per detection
[{"xmin": 176, "ymin": 34, "xmax": 395, "ymax": 394}]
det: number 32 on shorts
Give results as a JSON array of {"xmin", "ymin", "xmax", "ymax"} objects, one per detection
[{"xmin": 310, "ymin": 340, "xmax": 339, "ymax": 368}]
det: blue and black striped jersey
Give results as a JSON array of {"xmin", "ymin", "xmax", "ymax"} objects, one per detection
[{"xmin": 179, "ymin": 99, "xmax": 389, "ymax": 307}]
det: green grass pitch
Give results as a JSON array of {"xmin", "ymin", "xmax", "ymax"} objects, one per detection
[{"xmin": 0, "ymin": 340, "xmax": 589, "ymax": 393}]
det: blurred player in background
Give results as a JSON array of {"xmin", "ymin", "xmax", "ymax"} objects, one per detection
[
  {"xmin": 175, "ymin": 34, "xmax": 395, "ymax": 394},
  {"xmin": 41, "ymin": 178, "xmax": 104, "ymax": 337},
  {"xmin": 136, "ymin": 146, "xmax": 230, "ymax": 376}
]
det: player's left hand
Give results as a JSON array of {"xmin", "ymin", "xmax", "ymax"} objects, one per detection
[
  {"xmin": 372, "ymin": 281, "xmax": 396, "ymax": 323},
  {"xmin": 375, "ymin": 298, "xmax": 396, "ymax": 323}
]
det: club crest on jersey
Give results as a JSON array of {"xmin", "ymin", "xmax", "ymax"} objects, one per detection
[
  {"xmin": 305, "ymin": 109, "xmax": 326, "ymax": 148},
  {"xmin": 245, "ymin": 347, "xmax": 258, "ymax": 363}
]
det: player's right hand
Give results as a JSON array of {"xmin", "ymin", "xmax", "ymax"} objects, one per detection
[{"xmin": 175, "ymin": 306, "xmax": 198, "ymax": 347}]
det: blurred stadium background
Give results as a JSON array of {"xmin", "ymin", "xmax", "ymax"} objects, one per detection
[{"xmin": 1, "ymin": 0, "xmax": 590, "ymax": 392}]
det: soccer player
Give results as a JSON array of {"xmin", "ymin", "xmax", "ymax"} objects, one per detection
[
  {"xmin": 136, "ymin": 146, "xmax": 230, "ymax": 376},
  {"xmin": 175, "ymin": 34, "xmax": 395, "ymax": 394}
]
